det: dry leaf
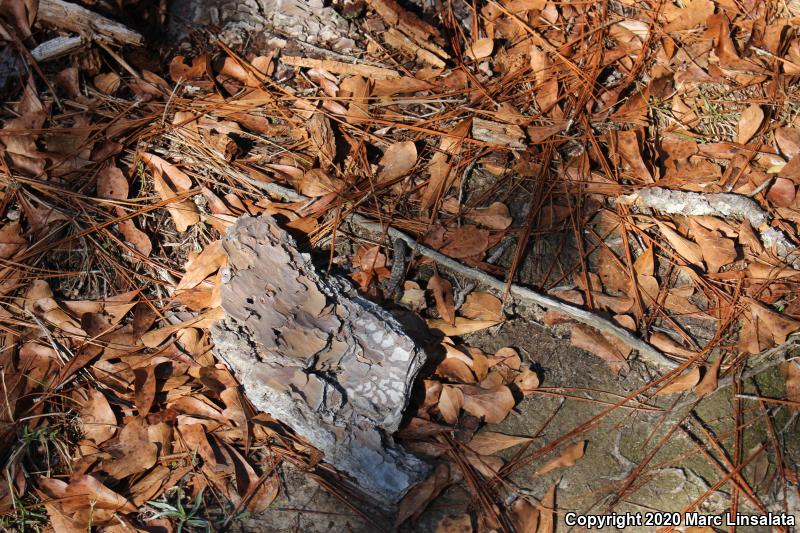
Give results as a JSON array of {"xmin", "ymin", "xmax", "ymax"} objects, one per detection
[
  {"xmin": 378, "ymin": 141, "xmax": 418, "ymax": 184},
  {"xmin": 656, "ymin": 221, "xmax": 704, "ymax": 268},
  {"xmin": 63, "ymin": 475, "xmax": 137, "ymax": 513},
  {"xmin": 465, "ymin": 201, "xmax": 512, "ymax": 229},
  {"xmin": 177, "ymin": 240, "xmax": 227, "ymax": 291},
  {"xmin": 536, "ymin": 483, "xmax": 556, "ymax": 533},
  {"xmin": 439, "ymin": 225, "xmax": 490, "ymax": 259},
  {"xmin": 459, "ymin": 385, "xmax": 515, "ymax": 423},
  {"xmin": 536, "ymin": 441, "xmax": 585, "ymax": 475},
  {"xmin": 298, "ymin": 168, "xmax": 345, "ymax": 197},
  {"xmin": 396, "ymin": 464, "xmax": 453, "ymax": 526},
  {"xmin": 460, "ymin": 292, "xmax": 503, "ymax": 321},
  {"xmin": 511, "ymin": 497, "xmax": 539, "ymax": 533},
  {"xmin": 466, "ymin": 38, "xmax": 494, "ymax": 60},
  {"xmin": 79, "ymin": 389, "xmax": 117, "ymax": 445},
  {"xmin": 102, "ymin": 418, "xmax": 158, "ymax": 480},
  {"xmin": 656, "ymin": 366, "xmax": 701, "ymax": 395},
  {"xmin": 97, "ymin": 165, "xmax": 129, "ymax": 200},
  {"xmin": 695, "ymin": 355, "xmax": 723, "ymax": 398},
  {"xmin": 737, "ymin": 104, "xmax": 764, "ymax": 145},
  {"xmin": 570, "ymin": 324, "xmax": 630, "ymax": 375},
  {"xmin": 467, "ymin": 431, "xmax": 532, "ymax": 455},
  {"xmin": 689, "ymin": 220, "xmax": 736, "ymax": 273},
  {"xmin": 439, "ymin": 385, "xmax": 464, "ymax": 424},
  {"xmin": 429, "ymin": 272, "xmax": 456, "ymax": 326}
]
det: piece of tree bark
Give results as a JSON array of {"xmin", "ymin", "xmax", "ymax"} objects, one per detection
[
  {"xmin": 37, "ymin": 0, "xmax": 143, "ymax": 46},
  {"xmin": 211, "ymin": 215, "xmax": 429, "ymax": 505}
]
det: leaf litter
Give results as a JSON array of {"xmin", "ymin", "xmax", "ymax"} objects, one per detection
[{"xmin": 0, "ymin": 0, "xmax": 799, "ymax": 530}]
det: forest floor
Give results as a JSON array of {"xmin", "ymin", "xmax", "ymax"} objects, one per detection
[{"xmin": 1, "ymin": 0, "xmax": 800, "ymax": 532}]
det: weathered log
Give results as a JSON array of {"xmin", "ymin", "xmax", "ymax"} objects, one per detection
[
  {"xmin": 211, "ymin": 215, "xmax": 429, "ymax": 505},
  {"xmin": 37, "ymin": 0, "xmax": 143, "ymax": 46}
]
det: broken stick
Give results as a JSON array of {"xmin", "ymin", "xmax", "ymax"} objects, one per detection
[
  {"xmin": 37, "ymin": 0, "xmax": 144, "ymax": 46},
  {"xmin": 234, "ymin": 174, "xmax": 678, "ymax": 370}
]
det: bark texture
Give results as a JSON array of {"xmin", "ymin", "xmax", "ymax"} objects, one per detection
[{"xmin": 211, "ymin": 215, "xmax": 428, "ymax": 504}]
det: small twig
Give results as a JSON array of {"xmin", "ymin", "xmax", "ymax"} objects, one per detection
[{"xmin": 240, "ymin": 179, "xmax": 678, "ymax": 370}]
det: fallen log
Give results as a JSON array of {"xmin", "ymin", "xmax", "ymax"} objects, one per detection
[{"xmin": 211, "ymin": 215, "xmax": 429, "ymax": 505}]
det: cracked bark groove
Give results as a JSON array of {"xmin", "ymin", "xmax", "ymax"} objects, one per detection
[{"xmin": 211, "ymin": 215, "xmax": 429, "ymax": 505}]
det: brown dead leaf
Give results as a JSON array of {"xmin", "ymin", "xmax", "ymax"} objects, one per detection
[
  {"xmin": 63, "ymin": 475, "xmax": 137, "ymax": 513},
  {"xmin": 428, "ymin": 317, "xmax": 500, "ymax": 336},
  {"xmin": 784, "ymin": 362, "xmax": 800, "ymax": 405},
  {"xmin": 465, "ymin": 202, "xmax": 512, "ymax": 229},
  {"xmin": 649, "ymin": 332, "xmax": 694, "ymax": 358},
  {"xmin": 656, "ymin": 366, "xmax": 701, "ymax": 395},
  {"xmin": 689, "ymin": 220, "xmax": 737, "ymax": 273},
  {"xmin": 177, "ymin": 240, "xmax": 227, "ymax": 291},
  {"xmin": 634, "ymin": 246, "xmax": 655, "ymax": 276},
  {"xmin": 102, "ymin": 418, "xmax": 158, "ymax": 480},
  {"xmin": 97, "ymin": 165, "xmax": 129, "ymax": 200},
  {"xmin": 298, "ymin": 168, "xmax": 345, "ymax": 197},
  {"xmin": 467, "ymin": 431, "xmax": 532, "ymax": 455},
  {"xmin": 536, "ymin": 483, "xmax": 556, "ymax": 533},
  {"xmin": 459, "ymin": 385, "xmax": 515, "ymax": 423},
  {"xmin": 79, "ymin": 389, "xmax": 117, "ymax": 445},
  {"xmin": 514, "ymin": 367, "xmax": 540, "ymax": 394},
  {"xmin": 436, "ymin": 357, "xmax": 476, "ymax": 383},
  {"xmin": 570, "ymin": 324, "xmax": 630, "ymax": 375},
  {"xmin": 378, "ymin": 141, "xmax": 417, "ymax": 183},
  {"xmin": 737, "ymin": 104, "xmax": 764, "ymax": 145},
  {"xmin": 440, "ymin": 225, "xmax": 490, "ymax": 259},
  {"xmin": 150, "ymin": 169, "xmax": 200, "ymax": 232},
  {"xmin": 511, "ymin": 497, "xmax": 539, "ymax": 533},
  {"xmin": 140, "ymin": 152, "xmax": 193, "ymax": 191},
  {"xmin": 94, "ymin": 72, "xmax": 121, "ymax": 95},
  {"xmin": 536, "ymin": 441, "xmax": 585, "ymax": 475},
  {"xmin": 748, "ymin": 299, "xmax": 800, "ymax": 345},
  {"xmin": 119, "ymin": 219, "xmax": 152, "ymax": 259},
  {"xmin": 656, "ymin": 221, "xmax": 704, "ymax": 268},
  {"xmin": 396, "ymin": 464, "xmax": 453, "ymax": 526},
  {"xmin": 466, "ymin": 38, "xmax": 494, "ymax": 60},
  {"xmin": 695, "ymin": 355, "xmax": 723, "ymax": 398},
  {"xmin": 438, "ymin": 385, "xmax": 464, "ymax": 424},
  {"xmin": 0, "ymin": 222, "xmax": 25, "ymax": 259},
  {"xmin": 428, "ymin": 271, "xmax": 456, "ymax": 326},
  {"xmin": 460, "ymin": 292, "xmax": 503, "ymax": 321},
  {"xmin": 767, "ymin": 177, "xmax": 796, "ymax": 207}
]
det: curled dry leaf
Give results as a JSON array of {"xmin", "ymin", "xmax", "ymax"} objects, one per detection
[
  {"xmin": 150, "ymin": 169, "xmax": 200, "ymax": 232},
  {"xmin": 396, "ymin": 464, "xmax": 453, "ymax": 526},
  {"xmin": 101, "ymin": 418, "xmax": 158, "ymax": 480},
  {"xmin": 94, "ymin": 72, "xmax": 122, "ymax": 95},
  {"xmin": 460, "ymin": 292, "xmax": 503, "ymax": 321},
  {"xmin": 465, "ymin": 201, "xmax": 512, "ymax": 229},
  {"xmin": 118, "ymin": 219, "xmax": 152, "ymax": 259},
  {"xmin": 511, "ymin": 497, "xmax": 540, "ymax": 533},
  {"xmin": 535, "ymin": 440, "xmax": 585, "ymax": 475},
  {"xmin": 63, "ymin": 475, "xmax": 137, "ymax": 513},
  {"xmin": 139, "ymin": 152, "xmax": 193, "ymax": 191},
  {"xmin": 514, "ymin": 367, "xmax": 540, "ymax": 394},
  {"xmin": 459, "ymin": 385, "xmax": 515, "ymax": 423},
  {"xmin": 466, "ymin": 38, "xmax": 494, "ymax": 60},
  {"xmin": 299, "ymin": 168, "xmax": 345, "ymax": 197},
  {"xmin": 428, "ymin": 271, "xmax": 456, "ymax": 326},
  {"xmin": 736, "ymin": 104, "xmax": 764, "ymax": 145},
  {"xmin": 656, "ymin": 366, "xmax": 701, "ymax": 395},
  {"xmin": 177, "ymin": 240, "xmax": 227, "ymax": 291},
  {"xmin": 695, "ymin": 355, "xmax": 723, "ymax": 398},
  {"xmin": 467, "ymin": 431, "xmax": 532, "ymax": 455}
]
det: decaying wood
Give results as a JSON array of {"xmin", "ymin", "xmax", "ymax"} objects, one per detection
[
  {"xmin": 618, "ymin": 187, "xmax": 800, "ymax": 268},
  {"xmin": 30, "ymin": 35, "xmax": 84, "ymax": 62},
  {"xmin": 211, "ymin": 215, "xmax": 429, "ymax": 505},
  {"xmin": 231, "ymin": 175, "xmax": 678, "ymax": 370},
  {"xmin": 37, "ymin": 0, "xmax": 143, "ymax": 46},
  {"xmin": 281, "ymin": 55, "xmax": 400, "ymax": 80}
]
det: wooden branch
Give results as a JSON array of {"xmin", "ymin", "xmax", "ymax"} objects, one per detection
[
  {"xmin": 618, "ymin": 187, "xmax": 800, "ymax": 268},
  {"xmin": 234, "ymin": 174, "xmax": 678, "ymax": 370},
  {"xmin": 30, "ymin": 35, "xmax": 84, "ymax": 62},
  {"xmin": 37, "ymin": 0, "xmax": 143, "ymax": 46}
]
